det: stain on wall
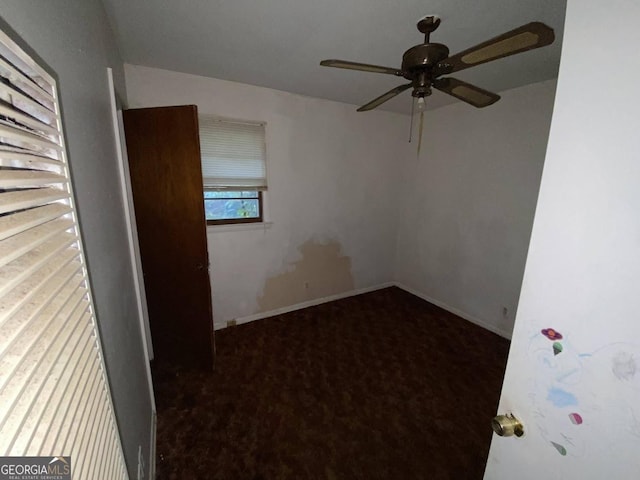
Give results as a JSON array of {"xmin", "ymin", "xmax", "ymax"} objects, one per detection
[{"xmin": 258, "ymin": 239, "xmax": 355, "ymax": 312}]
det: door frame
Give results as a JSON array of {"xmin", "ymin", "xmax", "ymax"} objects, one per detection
[{"xmin": 107, "ymin": 68, "xmax": 157, "ymax": 478}]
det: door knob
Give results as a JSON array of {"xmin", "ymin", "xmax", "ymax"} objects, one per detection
[{"xmin": 491, "ymin": 414, "xmax": 524, "ymax": 438}]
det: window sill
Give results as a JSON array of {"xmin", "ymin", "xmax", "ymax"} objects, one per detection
[{"xmin": 206, "ymin": 221, "xmax": 273, "ymax": 233}]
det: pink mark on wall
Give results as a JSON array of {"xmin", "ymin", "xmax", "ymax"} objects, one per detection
[
  {"xmin": 569, "ymin": 413, "xmax": 583, "ymax": 425},
  {"xmin": 541, "ymin": 328, "xmax": 563, "ymax": 340}
]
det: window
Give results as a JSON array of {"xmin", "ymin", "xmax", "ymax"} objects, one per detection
[
  {"xmin": 198, "ymin": 116, "xmax": 267, "ymax": 225},
  {"xmin": 0, "ymin": 28, "xmax": 127, "ymax": 478}
]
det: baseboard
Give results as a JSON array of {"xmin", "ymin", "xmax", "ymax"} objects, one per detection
[
  {"xmin": 213, "ymin": 281, "xmax": 512, "ymax": 339},
  {"xmin": 214, "ymin": 282, "xmax": 395, "ymax": 330},
  {"xmin": 393, "ymin": 282, "xmax": 512, "ymax": 339}
]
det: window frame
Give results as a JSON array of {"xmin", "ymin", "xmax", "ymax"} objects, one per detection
[{"xmin": 204, "ymin": 189, "xmax": 264, "ymax": 226}]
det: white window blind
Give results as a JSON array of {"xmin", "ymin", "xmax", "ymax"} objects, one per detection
[
  {"xmin": 0, "ymin": 29, "xmax": 128, "ymax": 479},
  {"xmin": 198, "ymin": 116, "xmax": 267, "ymax": 190}
]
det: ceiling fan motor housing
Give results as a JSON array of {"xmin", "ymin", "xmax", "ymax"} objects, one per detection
[
  {"xmin": 402, "ymin": 43, "xmax": 449, "ymax": 74},
  {"xmin": 402, "ymin": 43, "xmax": 449, "ymax": 97}
]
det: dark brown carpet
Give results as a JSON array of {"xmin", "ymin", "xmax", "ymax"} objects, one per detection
[{"xmin": 152, "ymin": 287, "xmax": 509, "ymax": 480}]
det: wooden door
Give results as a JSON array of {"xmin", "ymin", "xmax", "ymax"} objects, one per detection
[{"xmin": 122, "ymin": 105, "xmax": 214, "ymax": 370}]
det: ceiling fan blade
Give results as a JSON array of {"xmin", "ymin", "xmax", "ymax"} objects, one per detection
[
  {"xmin": 437, "ymin": 22, "xmax": 555, "ymax": 74},
  {"xmin": 320, "ymin": 59, "xmax": 403, "ymax": 76},
  {"xmin": 357, "ymin": 83, "xmax": 412, "ymax": 112},
  {"xmin": 433, "ymin": 77, "xmax": 500, "ymax": 108}
]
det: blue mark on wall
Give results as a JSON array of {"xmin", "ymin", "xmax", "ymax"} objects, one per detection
[{"xmin": 547, "ymin": 387, "xmax": 578, "ymax": 407}]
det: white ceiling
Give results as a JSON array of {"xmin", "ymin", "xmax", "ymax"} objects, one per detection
[{"xmin": 102, "ymin": 0, "xmax": 566, "ymax": 113}]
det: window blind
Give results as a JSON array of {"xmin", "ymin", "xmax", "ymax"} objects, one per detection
[
  {"xmin": 198, "ymin": 116, "xmax": 267, "ymax": 190},
  {"xmin": 0, "ymin": 29, "xmax": 128, "ymax": 479}
]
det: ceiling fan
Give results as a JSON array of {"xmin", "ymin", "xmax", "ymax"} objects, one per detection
[{"xmin": 320, "ymin": 16, "xmax": 555, "ymax": 112}]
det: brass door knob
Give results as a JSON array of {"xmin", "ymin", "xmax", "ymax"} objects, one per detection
[{"xmin": 491, "ymin": 414, "xmax": 524, "ymax": 437}]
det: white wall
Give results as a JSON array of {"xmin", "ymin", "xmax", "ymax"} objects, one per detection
[
  {"xmin": 125, "ymin": 66, "xmax": 557, "ymax": 336},
  {"xmin": 0, "ymin": 2, "xmax": 154, "ymax": 478},
  {"xmin": 485, "ymin": 0, "xmax": 640, "ymax": 478},
  {"xmin": 125, "ymin": 65, "xmax": 409, "ymax": 327},
  {"xmin": 395, "ymin": 80, "xmax": 557, "ymax": 338}
]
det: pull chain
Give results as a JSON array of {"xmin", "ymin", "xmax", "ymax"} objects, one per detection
[
  {"xmin": 417, "ymin": 111, "xmax": 424, "ymax": 156},
  {"xmin": 408, "ymin": 96, "xmax": 415, "ymax": 143}
]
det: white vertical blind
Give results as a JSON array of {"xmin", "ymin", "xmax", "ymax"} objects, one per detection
[
  {"xmin": 198, "ymin": 116, "xmax": 267, "ymax": 190},
  {"xmin": 0, "ymin": 28, "xmax": 128, "ymax": 480}
]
